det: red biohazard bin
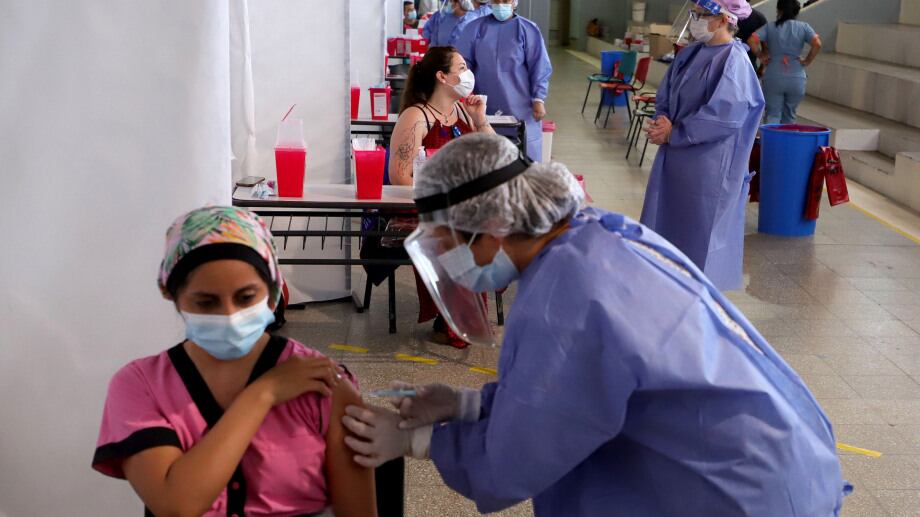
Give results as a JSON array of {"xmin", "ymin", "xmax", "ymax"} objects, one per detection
[
  {"xmin": 370, "ymin": 86, "xmax": 392, "ymax": 120},
  {"xmin": 275, "ymin": 147, "xmax": 307, "ymax": 197},
  {"xmin": 354, "ymin": 147, "xmax": 386, "ymax": 199},
  {"xmin": 411, "ymin": 38, "xmax": 428, "ymax": 54}
]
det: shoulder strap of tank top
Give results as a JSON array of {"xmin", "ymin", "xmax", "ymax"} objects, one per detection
[
  {"xmin": 456, "ymin": 103, "xmax": 471, "ymax": 126},
  {"xmin": 411, "ymin": 104, "xmax": 431, "ymax": 131}
]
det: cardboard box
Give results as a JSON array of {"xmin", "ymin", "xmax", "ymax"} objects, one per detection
[
  {"xmin": 648, "ymin": 23, "xmax": 673, "ymax": 36},
  {"xmin": 649, "ymin": 34, "xmax": 672, "ymax": 59}
]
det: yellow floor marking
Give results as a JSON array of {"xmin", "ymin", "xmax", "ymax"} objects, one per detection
[
  {"xmin": 836, "ymin": 442, "xmax": 882, "ymax": 458},
  {"xmin": 848, "ymin": 202, "xmax": 920, "ymax": 246},
  {"xmin": 469, "ymin": 366, "xmax": 498, "ymax": 376},
  {"xmin": 395, "ymin": 353, "xmax": 439, "ymax": 365},
  {"xmin": 329, "ymin": 344, "xmax": 369, "ymax": 354}
]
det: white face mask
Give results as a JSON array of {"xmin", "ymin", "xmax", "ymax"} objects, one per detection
[
  {"xmin": 450, "ymin": 69, "xmax": 476, "ymax": 98},
  {"xmin": 689, "ymin": 18, "xmax": 716, "ymax": 43}
]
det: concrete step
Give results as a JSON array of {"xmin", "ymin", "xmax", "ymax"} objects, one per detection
[
  {"xmin": 839, "ymin": 150, "xmax": 920, "ymax": 213},
  {"xmin": 796, "ymin": 96, "xmax": 920, "ymax": 160},
  {"xmin": 806, "ymin": 53, "xmax": 920, "ymax": 129},
  {"xmin": 836, "ymin": 23, "xmax": 920, "ymax": 68}
]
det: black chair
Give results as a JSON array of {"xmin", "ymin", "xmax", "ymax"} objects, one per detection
[{"xmin": 375, "ymin": 457, "xmax": 405, "ymax": 517}]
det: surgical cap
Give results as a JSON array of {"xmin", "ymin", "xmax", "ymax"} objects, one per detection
[
  {"xmin": 695, "ymin": 0, "xmax": 752, "ymax": 22},
  {"xmin": 158, "ymin": 206, "xmax": 284, "ymax": 304},
  {"xmin": 414, "ymin": 133, "xmax": 585, "ymax": 236}
]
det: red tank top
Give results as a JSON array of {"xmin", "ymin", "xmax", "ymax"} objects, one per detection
[{"xmin": 415, "ymin": 104, "xmax": 474, "ymax": 150}]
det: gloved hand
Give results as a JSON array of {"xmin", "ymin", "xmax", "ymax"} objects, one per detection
[
  {"xmin": 342, "ymin": 405, "xmax": 432, "ymax": 468},
  {"xmin": 388, "ymin": 381, "xmax": 481, "ymax": 429}
]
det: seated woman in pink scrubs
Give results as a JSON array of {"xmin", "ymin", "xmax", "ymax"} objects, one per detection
[{"xmin": 92, "ymin": 206, "xmax": 376, "ymax": 517}]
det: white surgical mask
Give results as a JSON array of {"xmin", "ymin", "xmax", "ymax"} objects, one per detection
[
  {"xmin": 438, "ymin": 239, "xmax": 519, "ymax": 292},
  {"xmin": 182, "ymin": 297, "xmax": 275, "ymax": 360},
  {"xmin": 450, "ymin": 69, "xmax": 476, "ymax": 98},
  {"xmin": 689, "ymin": 18, "xmax": 715, "ymax": 43}
]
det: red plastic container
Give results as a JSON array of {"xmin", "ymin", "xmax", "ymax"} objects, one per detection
[
  {"xmin": 411, "ymin": 38, "xmax": 428, "ymax": 54},
  {"xmin": 350, "ymin": 85, "xmax": 361, "ymax": 119},
  {"xmin": 354, "ymin": 147, "xmax": 386, "ymax": 199},
  {"xmin": 275, "ymin": 147, "xmax": 306, "ymax": 197},
  {"xmin": 370, "ymin": 86, "xmax": 392, "ymax": 121}
]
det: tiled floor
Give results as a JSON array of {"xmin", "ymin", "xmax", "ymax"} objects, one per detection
[{"xmin": 283, "ymin": 48, "xmax": 920, "ymax": 516}]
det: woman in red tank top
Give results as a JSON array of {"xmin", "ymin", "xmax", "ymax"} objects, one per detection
[
  {"xmin": 388, "ymin": 46, "xmax": 495, "ymax": 185},
  {"xmin": 380, "ymin": 47, "xmax": 496, "ymax": 347}
]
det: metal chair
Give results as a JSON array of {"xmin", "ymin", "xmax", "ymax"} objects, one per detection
[
  {"xmin": 593, "ymin": 51, "xmax": 638, "ymax": 128},
  {"xmin": 626, "ymin": 106, "xmax": 657, "ymax": 167},
  {"xmin": 580, "ymin": 50, "xmax": 622, "ymax": 115}
]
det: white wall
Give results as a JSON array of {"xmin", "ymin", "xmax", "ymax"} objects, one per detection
[
  {"xmin": 0, "ymin": 1, "xmax": 231, "ymax": 514},
  {"xmin": 231, "ymin": 0, "xmax": 352, "ymax": 303},
  {"xmin": 0, "ymin": 0, "xmax": 356, "ymax": 513},
  {"xmin": 351, "ymin": 0, "xmax": 389, "ymax": 118}
]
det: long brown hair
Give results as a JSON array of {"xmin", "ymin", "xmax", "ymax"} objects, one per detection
[{"xmin": 400, "ymin": 46, "xmax": 458, "ymax": 113}]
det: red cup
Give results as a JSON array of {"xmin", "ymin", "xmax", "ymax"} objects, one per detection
[
  {"xmin": 354, "ymin": 147, "xmax": 386, "ymax": 199},
  {"xmin": 275, "ymin": 147, "xmax": 306, "ymax": 197},
  {"xmin": 350, "ymin": 85, "xmax": 360, "ymax": 119}
]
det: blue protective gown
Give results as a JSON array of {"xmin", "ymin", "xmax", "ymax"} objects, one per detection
[
  {"xmin": 640, "ymin": 41, "xmax": 765, "ymax": 291},
  {"xmin": 423, "ymin": 9, "xmax": 477, "ymax": 47},
  {"xmin": 455, "ymin": 14, "xmax": 552, "ymax": 161},
  {"xmin": 757, "ymin": 20, "xmax": 818, "ymax": 124},
  {"xmin": 430, "ymin": 208, "xmax": 848, "ymax": 516}
]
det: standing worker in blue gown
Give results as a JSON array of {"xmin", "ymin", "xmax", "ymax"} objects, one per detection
[
  {"xmin": 337, "ymin": 134, "xmax": 848, "ymax": 516},
  {"xmin": 641, "ymin": 0, "xmax": 765, "ymax": 291},
  {"xmin": 423, "ymin": 0, "xmax": 477, "ymax": 47},
  {"xmin": 455, "ymin": 0, "xmax": 552, "ymax": 161},
  {"xmin": 749, "ymin": 0, "xmax": 822, "ymax": 124},
  {"xmin": 472, "ymin": 0, "xmax": 492, "ymax": 17}
]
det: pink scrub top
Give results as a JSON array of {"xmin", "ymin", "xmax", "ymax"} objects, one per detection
[{"xmin": 93, "ymin": 335, "xmax": 350, "ymax": 516}]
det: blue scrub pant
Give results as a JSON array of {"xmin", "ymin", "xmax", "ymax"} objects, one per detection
[{"xmin": 763, "ymin": 75, "xmax": 806, "ymax": 125}]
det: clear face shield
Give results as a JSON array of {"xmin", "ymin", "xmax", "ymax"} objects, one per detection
[{"xmin": 407, "ymin": 155, "xmax": 533, "ymax": 348}]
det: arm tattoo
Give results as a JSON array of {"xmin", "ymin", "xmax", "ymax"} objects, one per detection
[{"xmin": 394, "ymin": 120, "xmax": 427, "ymax": 181}]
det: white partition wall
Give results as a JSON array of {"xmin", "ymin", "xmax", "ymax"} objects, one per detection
[
  {"xmin": 0, "ymin": 0, "xmax": 357, "ymax": 513},
  {"xmin": 0, "ymin": 1, "xmax": 231, "ymax": 514},
  {"xmin": 230, "ymin": 0, "xmax": 352, "ymax": 303},
  {"xmin": 351, "ymin": 0, "xmax": 389, "ymax": 118}
]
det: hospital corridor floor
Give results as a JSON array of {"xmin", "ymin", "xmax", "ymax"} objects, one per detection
[{"xmin": 285, "ymin": 49, "xmax": 920, "ymax": 516}]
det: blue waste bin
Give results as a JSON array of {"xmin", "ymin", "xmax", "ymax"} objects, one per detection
[
  {"xmin": 758, "ymin": 124, "xmax": 831, "ymax": 236},
  {"xmin": 599, "ymin": 50, "xmax": 630, "ymax": 107}
]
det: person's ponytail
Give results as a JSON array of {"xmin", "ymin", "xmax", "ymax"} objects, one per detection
[
  {"xmin": 399, "ymin": 46, "xmax": 457, "ymax": 113},
  {"xmin": 776, "ymin": 0, "xmax": 801, "ymax": 26}
]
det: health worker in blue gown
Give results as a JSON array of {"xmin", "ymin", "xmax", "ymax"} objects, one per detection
[
  {"xmin": 455, "ymin": 0, "xmax": 552, "ymax": 161},
  {"xmin": 423, "ymin": 0, "xmax": 478, "ymax": 47},
  {"xmin": 339, "ymin": 134, "xmax": 848, "ymax": 517},
  {"xmin": 640, "ymin": 0, "xmax": 765, "ymax": 291},
  {"xmin": 473, "ymin": 0, "xmax": 492, "ymax": 17}
]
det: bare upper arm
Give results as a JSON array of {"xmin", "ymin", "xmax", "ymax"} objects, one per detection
[
  {"xmin": 388, "ymin": 108, "xmax": 428, "ymax": 186},
  {"xmin": 325, "ymin": 379, "xmax": 377, "ymax": 517},
  {"xmin": 122, "ymin": 445, "xmax": 184, "ymax": 514}
]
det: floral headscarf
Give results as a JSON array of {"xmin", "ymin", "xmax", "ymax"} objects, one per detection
[{"xmin": 158, "ymin": 206, "xmax": 283, "ymax": 304}]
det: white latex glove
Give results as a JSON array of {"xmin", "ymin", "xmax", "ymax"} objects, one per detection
[
  {"xmin": 389, "ymin": 381, "xmax": 481, "ymax": 429},
  {"xmin": 342, "ymin": 405, "xmax": 432, "ymax": 468}
]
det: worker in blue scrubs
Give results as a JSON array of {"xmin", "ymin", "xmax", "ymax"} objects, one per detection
[
  {"xmin": 455, "ymin": 0, "xmax": 552, "ymax": 161},
  {"xmin": 340, "ymin": 134, "xmax": 848, "ymax": 517},
  {"xmin": 641, "ymin": 0, "xmax": 765, "ymax": 291},
  {"xmin": 423, "ymin": 0, "xmax": 477, "ymax": 47},
  {"xmin": 473, "ymin": 0, "xmax": 491, "ymax": 17},
  {"xmin": 749, "ymin": 0, "xmax": 822, "ymax": 124}
]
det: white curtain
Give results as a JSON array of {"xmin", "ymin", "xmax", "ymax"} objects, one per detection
[
  {"xmin": 230, "ymin": 0, "xmax": 352, "ymax": 303},
  {"xmin": 0, "ymin": 1, "xmax": 231, "ymax": 514}
]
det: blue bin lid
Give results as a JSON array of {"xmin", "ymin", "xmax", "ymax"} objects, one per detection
[{"xmin": 760, "ymin": 124, "xmax": 831, "ymax": 134}]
